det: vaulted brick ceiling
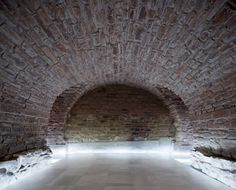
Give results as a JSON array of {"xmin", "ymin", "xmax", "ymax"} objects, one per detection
[{"xmin": 0, "ymin": 0, "xmax": 236, "ymax": 158}]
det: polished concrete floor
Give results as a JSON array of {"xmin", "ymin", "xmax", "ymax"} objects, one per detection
[{"xmin": 3, "ymin": 153, "xmax": 232, "ymax": 190}]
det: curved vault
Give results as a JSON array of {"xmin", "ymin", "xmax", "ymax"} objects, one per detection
[{"xmin": 0, "ymin": 0, "xmax": 235, "ymax": 160}]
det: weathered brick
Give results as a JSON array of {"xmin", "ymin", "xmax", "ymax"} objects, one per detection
[
  {"xmin": 0, "ymin": 0, "xmax": 235, "ymax": 163},
  {"xmin": 65, "ymin": 85, "xmax": 175, "ymax": 142}
]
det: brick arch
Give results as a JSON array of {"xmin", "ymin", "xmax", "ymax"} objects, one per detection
[
  {"xmin": 0, "ymin": 0, "xmax": 235, "ymax": 161},
  {"xmin": 47, "ymin": 81, "xmax": 192, "ymax": 150}
]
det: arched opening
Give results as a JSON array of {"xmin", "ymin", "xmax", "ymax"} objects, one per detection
[
  {"xmin": 0, "ymin": 0, "xmax": 235, "ymax": 189},
  {"xmin": 47, "ymin": 82, "xmax": 192, "ymax": 151},
  {"xmin": 66, "ymin": 84, "xmax": 175, "ymax": 142}
]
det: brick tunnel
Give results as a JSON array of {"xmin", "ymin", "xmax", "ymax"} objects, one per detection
[{"xmin": 0, "ymin": 0, "xmax": 235, "ymax": 190}]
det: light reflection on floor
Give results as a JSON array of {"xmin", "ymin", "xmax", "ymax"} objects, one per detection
[{"xmin": 1, "ymin": 152, "xmax": 233, "ymax": 190}]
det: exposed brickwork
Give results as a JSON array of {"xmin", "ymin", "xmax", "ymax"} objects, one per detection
[
  {"xmin": 47, "ymin": 85, "xmax": 87, "ymax": 144},
  {"xmin": 65, "ymin": 85, "xmax": 175, "ymax": 142},
  {"xmin": 0, "ymin": 112, "xmax": 47, "ymax": 159},
  {"xmin": 48, "ymin": 82, "xmax": 192, "ymax": 147},
  {"xmin": 191, "ymin": 107, "xmax": 236, "ymax": 160},
  {"xmin": 0, "ymin": 0, "xmax": 235, "ymax": 160}
]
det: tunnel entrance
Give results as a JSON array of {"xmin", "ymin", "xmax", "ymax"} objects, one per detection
[
  {"xmin": 65, "ymin": 84, "xmax": 175, "ymax": 143},
  {"xmin": 47, "ymin": 82, "xmax": 193, "ymax": 150}
]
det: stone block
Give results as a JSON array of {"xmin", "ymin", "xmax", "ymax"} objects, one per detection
[{"xmin": 192, "ymin": 151, "xmax": 236, "ymax": 189}]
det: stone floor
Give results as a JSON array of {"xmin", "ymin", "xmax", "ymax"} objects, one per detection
[{"xmin": 2, "ymin": 153, "xmax": 233, "ymax": 190}]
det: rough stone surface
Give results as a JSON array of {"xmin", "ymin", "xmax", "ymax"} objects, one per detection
[
  {"xmin": 0, "ymin": 148, "xmax": 52, "ymax": 188},
  {"xmin": 65, "ymin": 85, "xmax": 175, "ymax": 142},
  {"xmin": 192, "ymin": 151, "xmax": 236, "ymax": 189}
]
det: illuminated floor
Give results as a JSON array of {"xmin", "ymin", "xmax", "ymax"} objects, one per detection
[{"xmin": 2, "ymin": 153, "xmax": 233, "ymax": 190}]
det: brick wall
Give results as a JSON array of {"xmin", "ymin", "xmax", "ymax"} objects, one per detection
[
  {"xmin": 65, "ymin": 85, "xmax": 175, "ymax": 142},
  {"xmin": 192, "ymin": 107, "xmax": 236, "ymax": 160},
  {"xmin": 0, "ymin": 112, "xmax": 47, "ymax": 160},
  {"xmin": 0, "ymin": 0, "xmax": 235, "ymax": 160},
  {"xmin": 47, "ymin": 82, "xmax": 193, "ymax": 147},
  {"xmin": 189, "ymin": 74, "xmax": 236, "ymax": 160}
]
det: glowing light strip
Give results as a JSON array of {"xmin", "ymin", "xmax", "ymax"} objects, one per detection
[
  {"xmin": 174, "ymin": 158, "xmax": 192, "ymax": 165},
  {"xmin": 51, "ymin": 146, "xmax": 191, "ymax": 157}
]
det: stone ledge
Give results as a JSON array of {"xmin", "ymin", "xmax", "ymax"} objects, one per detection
[
  {"xmin": 0, "ymin": 148, "xmax": 52, "ymax": 188},
  {"xmin": 191, "ymin": 151, "xmax": 236, "ymax": 189}
]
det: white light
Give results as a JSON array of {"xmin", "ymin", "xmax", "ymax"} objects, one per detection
[
  {"xmin": 68, "ymin": 145, "xmax": 172, "ymax": 154},
  {"xmin": 172, "ymin": 151, "xmax": 191, "ymax": 157},
  {"xmin": 51, "ymin": 147, "xmax": 191, "ymax": 157},
  {"xmin": 65, "ymin": 148, "xmax": 171, "ymax": 154},
  {"xmin": 49, "ymin": 142, "xmax": 191, "ymax": 158},
  {"xmin": 0, "ymin": 141, "xmax": 192, "ymax": 190},
  {"xmin": 49, "ymin": 158, "xmax": 60, "ymax": 164},
  {"xmin": 174, "ymin": 158, "xmax": 192, "ymax": 165},
  {"xmin": 0, "ymin": 158, "xmax": 60, "ymax": 190}
]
